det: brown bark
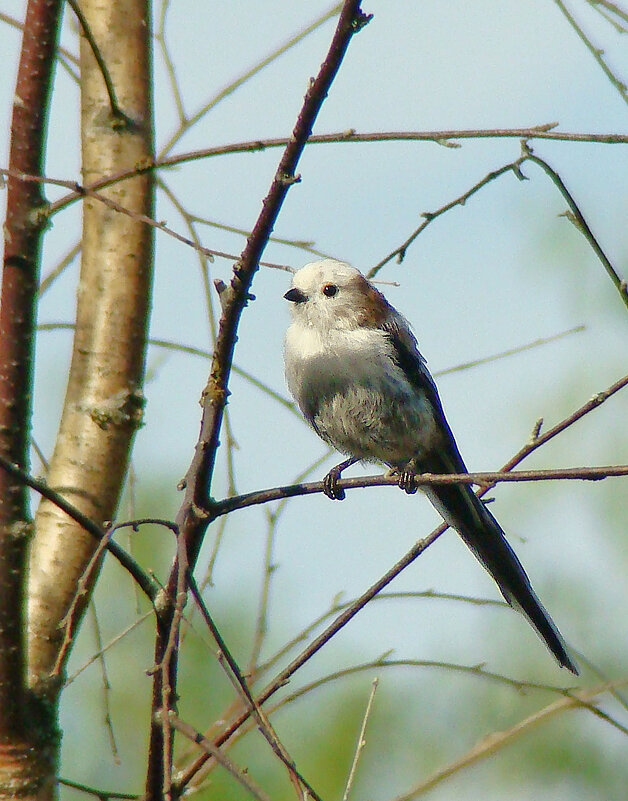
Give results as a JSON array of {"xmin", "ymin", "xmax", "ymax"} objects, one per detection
[{"xmin": 0, "ymin": 0, "xmax": 63, "ymax": 796}]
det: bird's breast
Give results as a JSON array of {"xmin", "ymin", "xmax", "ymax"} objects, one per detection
[{"xmin": 284, "ymin": 323, "xmax": 440, "ymax": 465}]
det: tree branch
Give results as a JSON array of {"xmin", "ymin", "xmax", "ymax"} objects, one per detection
[
  {"xmin": 0, "ymin": 0, "xmax": 62, "ymax": 766},
  {"xmin": 40, "ymin": 125, "xmax": 628, "ymax": 217},
  {"xmin": 144, "ymin": 3, "xmax": 372, "ymax": 798}
]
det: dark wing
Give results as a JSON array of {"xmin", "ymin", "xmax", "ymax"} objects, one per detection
[
  {"xmin": 382, "ymin": 316, "xmax": 468, "ymax": 473},
  {"xmin": 381, "ymin": 316, "xmax": 578, "ymax": 673}
]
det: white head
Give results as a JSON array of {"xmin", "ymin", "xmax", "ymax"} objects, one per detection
[{"xmin": 284, "ymin": 259, "xmax": 394, "ymax": 331}]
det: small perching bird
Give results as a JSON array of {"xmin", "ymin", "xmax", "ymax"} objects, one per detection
[{"xmin": 283, "ymin": 258, "xmax": 577, "ymax": 674}]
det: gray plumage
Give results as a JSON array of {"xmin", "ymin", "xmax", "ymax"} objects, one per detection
[{"xmin": 284, "ymin": 259, "xmax": 577, "ymax": 674}]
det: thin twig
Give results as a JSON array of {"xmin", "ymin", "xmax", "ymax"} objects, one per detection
[
  {"xmin": 58, "ymin": 777, "xmax": 138, "ymax": 800},
  {"xmin": 187, "ymin": 575, "xmax": 324, "ymax": 801},
  {"xmin": 369, "ymin": 143, "xmax": 627, "ymax": 309},
  {"xmin": 38, "ymin": 241, "xmax": 81, "ymax": 294},
  {"xmin": 368, "ymin": 157, "xmax": 527, "ymax": 276},
  {"xmin": 588, "ymin": 0, "xmax": 628, "ymax": 28},
  {"xmin": 36, "ymin": 126, "xmax": 628, "ymax": 218},
  {"xmin": 257, "ymin": 590, "xmax": 507, "ymax": 678},
  {"xmin": 51, "ymin": 528, "xmax": 116, "ymax": 679},
  {"xmin": 157, "ymin": 2, "xmax": 343, "ymax": 158},
  {"xmin": 342, "ymin": 678, "xmax": 379, "ymax": 801},
  {"xmin": 89, "ymin": 602, "xmax": 120, "ymax": 763},
  {"xmin": 155, "ymin": 0, "xmax": 186, "ymax": 125},
  {"xmin": 553, "ymin": 0, "xmax": 628, "ymax": 105},
  {"xmin": 434, "ymin": 325, "xmax": 585, "ymax": 377},
  {"xmin": 167, "ymin": 713, "xmax": 273, "ymax": 801},
  {"xmin": 247, "ymin": 451, "xmax": 333, "ymax": 674},
  {"xmin": 522, "ymin": 145, "xmax": 628, "ymax": 308},
  {"xmin": 392, "ymin": 681, "xmax": 628, "ymax": 801},
  {"xmin": 191, "ymin": 213, "xmax": 329, "ymax": 259},
  {"xmin": 0, "ymin": 452, "xmax": 158, "ymax": 602},
  {"xmin": 66, "ymin": 0, "xmax": 132, "ymax": 123},
  {"xmin": 64, "ymin": 610, "xmax": 153, "ymax": 686}
]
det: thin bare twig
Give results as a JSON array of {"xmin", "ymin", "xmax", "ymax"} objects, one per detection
[
  {"xmin": 64, "ymin": 610, "xmax": 153, "ymax": 686},
  {"xmin": 522, "ymin": 145, "xmax": 628, "ymax": 309},
  {"xmin": 38, "ymin": 126, "xmax": 628, "ymax": 218},
  {"xmin": 392, "ymin": 681, "xmax": 628, "ymax": 800},
  {"xmin": 0, "ymin": 452, "xmax": 159, "ymax": 602},
  {"xmin": 58, "ymin": 777, "xmax": 137, "ymax": 800},
  {"xmin": 38, "ymin": 241, "xmax": 81, "ymax": 294},
  {"xmin": 155, "ymin": 0, "xmax": 186, "ymax": 125},
  {"xmin": 342, "ymin": 678, "xmax": 379, "ymax": 801},
  {"xmin": 370, "ymin": 143, "xmax": 627, "ymax": 309},
  {"xmin": 89, "ymin": 603, "xmax": 120, "ymax": 763},
  {"xmin": 256, "ymin": 591, "xmax": 507, "ymax": 679},
  {"xmin": 587, "ymin": 0, "xmax": 628, "ymax": 28},
  {"xmin": 51, "ymin": 527, "xmax": 116, "ymax": 680},
  {"xmin": 66, "ymin": 0, "xmax": 131, "ymax": 123},
  {"xmin": 157, "ymin": 2, "xmax": 343, "ymax": 158},
  {"xmin": 435, "ymin": 325, "xmax": 585, "ymax": 377},
  {"xmin": 187, "ymin": 574, "xmax": 324, "ymax": 801},
  {"xmin": 247, "ymin": 450, "xmax": 334, "ymax": 674},
  {"xmin": 553, "ymin": 0, "xmax": 628, "ymax": 105},
  {"xmin": 167, "ymin": 713, "xmax": 272, "ymax": 801},
  {"xmin": 368, "ymin": 157, "xmax": 527, "ymax": 276}
]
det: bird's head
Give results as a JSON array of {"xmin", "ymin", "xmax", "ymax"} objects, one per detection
[{"xmin": 284, "ymin": 259, "xmax": 393, "ymax": 331}]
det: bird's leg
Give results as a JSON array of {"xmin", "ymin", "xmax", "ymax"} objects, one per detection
[
  {"xmin": 323, "ymin": 457, "xmax": 358, "ymax": 501},
  {"xmin": 395, "ymin": 459, "xmax": 419, "ymax": 495}
]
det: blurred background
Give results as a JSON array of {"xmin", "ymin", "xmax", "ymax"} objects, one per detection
[{"xmin": 1, "ymin": 1, "xmax": 628, "ymax": 798}]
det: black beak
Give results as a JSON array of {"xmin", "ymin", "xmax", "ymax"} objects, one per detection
[{"xmin": 284, "ymin": 287, "xmax": 307, "ymax": 304}]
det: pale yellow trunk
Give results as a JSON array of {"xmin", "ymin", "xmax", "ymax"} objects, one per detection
[{"xmin": 28, "ymin": 0, "xmax": 154, "ymax": 704}]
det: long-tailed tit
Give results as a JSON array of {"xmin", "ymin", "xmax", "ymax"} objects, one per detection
[{"xmin": 284, "ymin": 259, "xmax": 577, "ymax": 673}]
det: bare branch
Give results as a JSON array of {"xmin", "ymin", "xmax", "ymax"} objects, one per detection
[
  {"xmin": 0, "ymin": 452, "xmax": 158, "ymax": 603},
  {"xmin": 342, "ymin": 678, "xmax": 379, "ymax": 801},
  {"xmin": 66, "ymin": 0, "xmax": 131, "ymax": 123},
  {"xmin": 147, "ymin": 5, "xmax": 372, "ymax": 795},
  {"xmin": 553, "ymin": 0, "xmax": 628, "ymax": 105},
  {"xmin": 522, "ymin": 145, "xmax": 628, "ymax": 309},
  {"xmin": 392, "ymin": 681, "xmax": 628, "ymax": 800},
  {"xmin": 167, "ymin": 713, "xmax": 273, "ymax": 801},
  {"xmin": 157, "ymin": 2, "xmax": 344, "ymax": 158},
  {"xmin": 187, "ymin": 575, "xmax": 324, "ymax": 801},
  {"xmin": 212, "ymin": 463, "xmax": 628, "ymax": 517},
  {"xmin": 0, "ymin": 0, "xmax": 63, "ymax": 750},
  {"xmin": 40, "ymin": 125, "xmax": 628, "ymax": 218}
]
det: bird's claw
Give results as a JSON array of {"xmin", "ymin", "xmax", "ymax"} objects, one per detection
[
  {"xmin": 322, "ymin": 457, "xmax": 358, "ymax": 501},
  {"xmin": 398, "ymin": 470, "xmax": 418, "ymax": 494},
  {"xmin": 323, "ymin": 466, "xmax": 346, "ymax": 500},
  {"xmin": 390, "ymin": 461, "xmax": 418, "ymax": 494}
]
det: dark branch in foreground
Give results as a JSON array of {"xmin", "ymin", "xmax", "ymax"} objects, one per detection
[
  {"xmin": 0, "ymin": 453, "xmax": 158, "ymax": 603},
  {"xmin": 145, "ymin": 4, "xmax": 372, "ymax": 798}
]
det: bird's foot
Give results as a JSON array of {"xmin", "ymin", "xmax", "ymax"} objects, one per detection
[
  {"xmin": 390, "ymin": 461, "xmax": 418, "ymax": 495},
  {"xmin": 323, "ymin": 457, "xmax": 358, "ymax": 501}
]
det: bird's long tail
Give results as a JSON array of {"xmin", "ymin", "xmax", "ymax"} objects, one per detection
[{"xmin": 422, "ymin": 453, "xmax": 578, "ymax": 674}]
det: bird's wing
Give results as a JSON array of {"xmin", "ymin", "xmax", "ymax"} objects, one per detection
[{"xmin": 382, "ymin": 317, "xmax": 468, "ymax": 474}]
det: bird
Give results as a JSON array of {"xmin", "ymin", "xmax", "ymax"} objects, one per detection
[{"xmin": 283, "ymin": 258, "xmax": 578, "ymax": 674}]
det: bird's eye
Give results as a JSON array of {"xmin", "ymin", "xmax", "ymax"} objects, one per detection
[{"xmin": 322, "ymin": 283, "xmax": 338, "ymax": 297}]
